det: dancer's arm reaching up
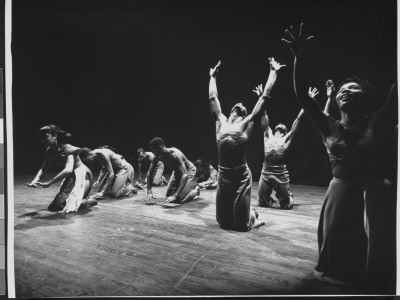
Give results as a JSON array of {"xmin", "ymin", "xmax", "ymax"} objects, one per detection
[
  {"xmin": 209, "ymin": 61, "xmax": 227, "ymax": 135},
  {"xmin": 253, "ymin": 84, "xmax": 273, "ymax": 139},
  {"xmin": 282, "ymin": 23, "xmax": 330, "ymax": 137}
]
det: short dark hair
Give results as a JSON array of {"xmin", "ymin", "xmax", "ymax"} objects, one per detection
[
  {"xmin": 39, "ymin": 125, "xmax": 72, "ymax": 144},
  {"xmin": 275, "ymin": 123, "xmax": 288, "ymax": 135},
  {"xmin": 149, "ymin": 137, "xmax": 165, "ymax": 148},
  {"xmin": 137, "ymin": 148, "xmax": 145, "ymax": 154},
  {"xmin": 231, "ymin": 103, "xmax": 248, "ymax": 118}
]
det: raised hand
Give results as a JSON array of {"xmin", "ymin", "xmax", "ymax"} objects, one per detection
[
  {"xmin": 281, "ymin": 23, "xmax": 314, "ymax": 57},
  {"xmin": 326, "ymin": 79, "xmax": 335, "ymax": 97},
  {"xmin": 210, "ymin": 60, "xmax": 221, "ymax": 78},
  {"xmin": 269, "ymin": 57, "xmax": 286, "ymax": 71},
  {"xmin": 308, "ymin": 87, "xmax": 319, "ymax": 99},
  {"xmin": 252, "ymin": 84, "xmax": 263, "ymax": 97}
]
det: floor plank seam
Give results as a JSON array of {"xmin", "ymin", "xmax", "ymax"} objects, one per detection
[{"xmin": 173, "ymin": 243, "xmax": 223, "ymax": 289}]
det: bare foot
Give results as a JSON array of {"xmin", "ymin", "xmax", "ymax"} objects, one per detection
[
  {"xmin": 251, "ymin": 208, "xmax": 265, "ymax": 228},
  {"xmin": 253, "ymin": 219, "xmax": 265, "ymax": 228}
]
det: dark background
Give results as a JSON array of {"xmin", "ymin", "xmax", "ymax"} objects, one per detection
[{"xmin": 11, "ymin": 0, "xmax": 397, "ymax": 186}]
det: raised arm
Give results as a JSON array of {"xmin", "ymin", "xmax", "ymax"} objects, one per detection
[
  {"xmin": 374, "ymin": 83, "xmax": 398, "ymax": 137},
  {"xmin": 253, "ymin": 84, "xmax": 272, "ymax": 137},
  {"xmin": 209, "ymin": 61, "xmax": 227, "ymax": 123},
  {"xmin": 323, "ymin": 79, "xmax": 341, "ymax": 119},
  {"xmin": 37, "ymin": 155, "xmax": 74, "ymax": 188},
  {"xmin": 285, "ymin": 108, "xmax": 306, "ymax": 144},
  {"xmin": 246, "ymin": 57, "xmax": 286, "ymax": 124},
  {"xmin": 282, "ymin": 24, "xmax": 330, "ymax": 136}
]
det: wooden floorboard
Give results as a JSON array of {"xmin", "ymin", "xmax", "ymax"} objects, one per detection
[{"xmin": 13, "ymin": 174, "xmax": 364, "ymax": 297}]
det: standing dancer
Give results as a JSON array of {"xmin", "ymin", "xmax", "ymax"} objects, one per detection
[
  {"xmin": 27, "ymin": 125, "xmax": 96, "ymax": 213},
  {"xmin": 136, "ymin": 148, "xmax": 167, "ymax": 189},
  {"xmin": 79, "ymin": 147, "xmax": 137, "ymax": 199},
  {"xmin": 144, "ymin": 137, "xmax": 200, "ymax": 205},
  {"xmin": 282, "ymin": 23, "xmax": 397, "ymax": 292},
  {"xmin": 208, "ymin": 58, "xmax": 285, "ymax": 231},
  {"xmin": 254, "ymin": 85, "xmax": 312, "ymax": 209}
]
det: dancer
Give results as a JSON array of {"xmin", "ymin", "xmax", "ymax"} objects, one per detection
[
  {"xmin": 193, "ymin": 158, "xmax": 219, "ymax": 190},
  {"xmin": 282, "ymin": 23, "xmax": 397, "ymax": 292},
  {"xmin": 208, "ymin": 58, "xmax": 285, "ymax": 231},
  {"xmin": 92, "ymin": 145, "xmax": 117, "ymax": 192},
  {"xmin": 254, "ymin": 85, "xmax": 312, "ymax": 209},
  {"xmin": 144, "ymin": 137, "xmax": 200, "ymax": 205},
  {"xmin": 27, "ymin": 125, "xmax": 96, "ymax": 213},
  {"xmin": 79, "ymin": 147, "xmax": 137, "ymax": 199},
  {"xmin": 136, "ymin": 148, "xmax": 167, "ymax": 189}
]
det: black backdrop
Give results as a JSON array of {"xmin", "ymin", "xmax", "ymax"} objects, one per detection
[{"xmin": 11, "ymin": 0, "xmax": 397, "ymax": 186}]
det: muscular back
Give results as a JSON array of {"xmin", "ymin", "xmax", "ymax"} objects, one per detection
[
  {"xmin": 158, "ymin": 147, "xmax": 193, "ymax": 176},
  {"xmin": 94, "ymin": 148, "xmax": 125, "ymax": 170},
  {"xmin": 263, "ymin": 136, "xmax": 289, "ymax": 166}
]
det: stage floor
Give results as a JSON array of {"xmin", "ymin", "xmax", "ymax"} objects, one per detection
[{"xmin": 13, "ymin": 174, "xmax": 364, "ymax": 297}]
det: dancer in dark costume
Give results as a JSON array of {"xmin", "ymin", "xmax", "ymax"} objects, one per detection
[
  {"xmin": 208, "ymin": 58, "xmax": 285, "ymax": 231},
  {"xmin": 27, "ymin": 125, "xmax": 96, "ymax": 213},
  {"xmin": 282, "ymin": 23, "xmax": 397, "ymax": 293}
]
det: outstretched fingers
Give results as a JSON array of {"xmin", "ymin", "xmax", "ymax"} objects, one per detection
[{"xmin": 210, "ymin": 60, "xmax": 222, "ymax": 77}]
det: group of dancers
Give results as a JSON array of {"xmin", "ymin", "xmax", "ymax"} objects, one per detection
[{"xmin": 26, "ymin": 24, "xmax": 397, "ymax": 293}]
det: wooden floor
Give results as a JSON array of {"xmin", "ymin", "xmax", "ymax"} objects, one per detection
[{"xmin": 13, "ymin": 174, "xmax": 365, "ymax": 297}]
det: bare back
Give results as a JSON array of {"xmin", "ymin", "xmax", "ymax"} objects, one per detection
[
  {"xmin": 263, "ymin": 135, "xmax": 289, "ymax": 166},
  {"xmin": 158, "ymin": 147, "xmax": 193, "ymax": 176},
  {"xmin": 94, "ymin": 148, "xmax": 125, "ymax": 171}
]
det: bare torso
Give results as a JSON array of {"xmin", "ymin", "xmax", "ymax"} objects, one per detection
[
  {"xmin": 94, "ymin": 148, "xmax": 125, "ymax": 170},
  {"xmin": 217, "ymin": 121, "xmax": 250, "ymax": 168}
]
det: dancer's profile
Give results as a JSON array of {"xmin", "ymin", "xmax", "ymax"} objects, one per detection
[
  {"xmin": 27, "ymin": 125, "xmax": 96, "ymax": 213},
  {"xmin": 283, "ymin": 23, "xmax": 397, "ymax": 292}
]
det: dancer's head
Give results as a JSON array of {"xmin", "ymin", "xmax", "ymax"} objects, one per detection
[
  {"xmin": 274, "ymin": 123, "xmax": 288, "ymax": 138},
  {"xmin": 229, "ymin": 103, "xmax": 247, "ymax": 124},
  {"xmin": 193, "ymin": 158, "xmax": 211, "ymax": 182},
  {"xmin": 78, "ymin": 148, "xmax": 96, "ymax": 164},
  {"xmin": 137, "ymin": 148, "xmax": 146, "ymax": 159},
  {"xmin": 335, "ymin": 77, "xmax": 377, "ymax": 118},
  {"xmin": 39, "ymin": 125, "xmax": 71, "ymax": 147},
  {"xmin": 149, "ymin": 137, "xmax": 166, "ymax": 156}
]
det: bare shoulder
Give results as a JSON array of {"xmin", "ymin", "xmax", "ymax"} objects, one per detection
[
  {"xmin": 169, "ymin": 147, "xmax": 182, "ymax": 157},
  {"xmin": 93, "ymin": 148, "xmax": 110, "ymax": 159}
]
